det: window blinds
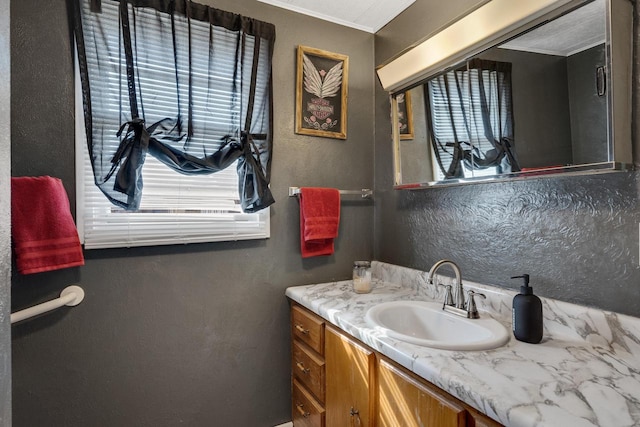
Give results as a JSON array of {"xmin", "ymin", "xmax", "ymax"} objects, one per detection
[{"xmin": 75, "ymin": 1, "xmax": 269, "ymax": 249}]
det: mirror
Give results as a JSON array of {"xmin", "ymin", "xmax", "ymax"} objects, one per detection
[{"xmin": 380, "ymin": 0, "xmax": 633, "ymax": 188}]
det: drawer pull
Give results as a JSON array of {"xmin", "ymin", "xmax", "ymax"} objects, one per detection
[
  {"xmin": 296, "ymin": 403, "xmax": 310, "ymax": 418},
  {"xmin": 295, "ymin": 324, "xmax": 309, "ymax": 335},
  {"xmin": 296, "ymin": 362, "xmax": 310, "ymax": 374}
]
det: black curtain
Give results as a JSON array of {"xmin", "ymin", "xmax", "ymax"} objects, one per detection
[
  {"xmin": 72, "ymin": 0, "xmax": 275, "ymax": 212},
  {"xmin": 425, "ymin": 59, "xmax": 519, "ymax": 179},
  {"xmin": 467, "ymin": 59, "xmax": 520, "ymax": 173}
]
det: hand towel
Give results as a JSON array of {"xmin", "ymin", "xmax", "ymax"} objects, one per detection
[
  {"xmin": 299, "ymin": 187, "xmax": 340, "ymax": 258},
  {"xmin": 11, "ymin": 176, "xmax": 85, "ymax": 274}
]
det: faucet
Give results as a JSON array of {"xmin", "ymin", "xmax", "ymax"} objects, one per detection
[{"xmin": 428, "ymin": 259, "xmax": 465, "ymax": 310}]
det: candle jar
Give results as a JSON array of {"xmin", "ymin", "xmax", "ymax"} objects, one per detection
[{"xmin": 352, "ymin": 261, "xmax": 372, "ymax": 294}]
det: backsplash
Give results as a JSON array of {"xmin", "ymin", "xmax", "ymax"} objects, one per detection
[{"xmin": 372, "ymin": 261, "xmax": 640, "ymax": 355}]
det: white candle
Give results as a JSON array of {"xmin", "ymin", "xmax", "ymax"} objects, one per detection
[{"xmin": 353, "ymin": 269, "xmax": 372, "ymax": 293}]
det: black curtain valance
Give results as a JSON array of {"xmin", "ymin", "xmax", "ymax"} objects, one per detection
[
  {"xmin": 90, "ymin": 0, "xmax": 276, "ymax": 38},
  {"xmin": 72, "ymin": 0, "xmax": 275, "ymax": 212},
  {"xmin": 467, "ymin": 58, "xmax": 512, "ymax": 73}
]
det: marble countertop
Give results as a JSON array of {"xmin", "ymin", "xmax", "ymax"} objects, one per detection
[{"xmin": 285, "ymin": 263, "xmax": 640, "ymax": 427}]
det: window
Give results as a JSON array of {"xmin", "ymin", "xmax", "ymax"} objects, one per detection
[
  {"xmin": 427, "ymin": 60, "xmax": 517, "ymax": 180},
  {"xmin": 73, "ymin": 0, "xmax": 274, "ymax": 249}
]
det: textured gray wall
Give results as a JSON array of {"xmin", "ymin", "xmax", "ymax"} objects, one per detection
[
  {"xmin": 375, "ymin": 0, "xmax": 640, "ymax": 317},
  {"xmin": 0, "ymin": 0, "xmax": 12, "ymax": 424},
  {"xmin": 10, "ymin": 0, "xmax": 374, "ymax": 425}
]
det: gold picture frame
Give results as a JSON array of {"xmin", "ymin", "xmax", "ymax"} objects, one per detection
[
  {"xmin": 295, "ymin": 45, "xmax": 349, "ymax": 139},
  {"xmin": 397, "ymin": 91, "xmax": 414, "ymax": 140}
]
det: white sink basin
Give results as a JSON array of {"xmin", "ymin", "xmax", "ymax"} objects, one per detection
[{"xmin": 365, "ymin": 300, "xmax": 510, "ymax": 351}]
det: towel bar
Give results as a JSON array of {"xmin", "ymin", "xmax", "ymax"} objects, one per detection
[
  {"xmin": 288, "ymin": 187, "xmax": 373, "ymax": 199},
  {"xmin": 11, "ymin": 285, "xmax": 85, "ymax": 324}
]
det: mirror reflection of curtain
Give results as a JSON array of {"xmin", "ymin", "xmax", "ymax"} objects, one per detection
[{"xmin": 425, "ymin": 59, "xmax": 519, "ymax": 179}]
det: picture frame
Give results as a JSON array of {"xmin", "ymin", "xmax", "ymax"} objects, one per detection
[
  {"xmin": 397, "ymin": 91, "xmax": 414, "ymax": 140},
  {"xmin": 295, "ymin": 45, "xmax": 349, "ymax": 140}
]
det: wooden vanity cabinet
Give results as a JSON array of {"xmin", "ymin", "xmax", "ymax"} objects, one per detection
[
  {"xmin": 325, "ymin": 326, "xmax": 375, "ymax": 426},
  {"xmin": 290, "ymin": 303, "xmax": 504, "ymax": 427}
]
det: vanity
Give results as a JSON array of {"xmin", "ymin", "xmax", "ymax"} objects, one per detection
[
  {"xmin": 290, "ymin": 301, "xmax": 499, "ymax": 427},
  {"xmin": 286, "ymin": 262, "xmax": 640, "ymax": 426}
]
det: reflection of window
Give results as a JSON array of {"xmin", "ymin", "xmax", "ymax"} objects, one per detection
[
  {"xmin": 426, "ymin": 60, "xmax": 518, "ymax": 180},
  {"xmin": 74, "ymin": 1, "xmax": 273, "ymax": 249}
]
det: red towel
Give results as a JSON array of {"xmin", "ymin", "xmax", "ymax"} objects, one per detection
[
  {"xmin": 299, "ymin": 187, "xmax": 340, "ymax": 258},
  {"xmin": 11, "ymin": 176, "xmax": 85, "ymax": 274}
]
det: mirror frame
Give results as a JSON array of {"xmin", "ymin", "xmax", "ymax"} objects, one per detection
[{"xmin": 378, "ymin": 0, "xmax": 633, "ymax": 189}]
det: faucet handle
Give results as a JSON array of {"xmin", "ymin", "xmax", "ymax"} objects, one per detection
[
  {"xmin": 466, "ymin": 290, "xmax": 486, "ymax": 319},
  {"xmin": 438, "ymin": 283, "xmax": 454, "ymax": 307}
]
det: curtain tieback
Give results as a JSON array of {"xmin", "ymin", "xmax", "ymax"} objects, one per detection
[
  {"xmin": 113, "ymin": 118, "xmax": 150, "ymax": 162},
  {"xmin": 109, "ymin": 118, "xmax": 151, "ymax": 198}
]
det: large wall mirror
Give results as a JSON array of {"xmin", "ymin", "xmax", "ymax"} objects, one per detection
[{"xmin": 378, "ymin": 0, "xmax": 633, "ymax": 188}]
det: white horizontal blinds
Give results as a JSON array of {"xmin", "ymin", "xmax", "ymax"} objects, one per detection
[{"xmin": 79, "ymin": 0, "xmax": 269, "ymax": 249}]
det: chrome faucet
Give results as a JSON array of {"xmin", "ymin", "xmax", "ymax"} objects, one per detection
[{"xmin": 427, "ymin": 259, "xmax": 465, "ymax": 309}]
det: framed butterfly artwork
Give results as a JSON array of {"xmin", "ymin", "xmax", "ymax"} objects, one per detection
[{"xmin": 295, "ymin": 45, "xmax": 349, "ymax": 139}]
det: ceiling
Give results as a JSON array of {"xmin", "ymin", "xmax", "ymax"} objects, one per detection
[
  {"xmin": 499, "ymin": 0, "xmax": 605, "ymax": 57},
  {"xmin": 256, "ymin": 0, "xmax": 416, "ymax": 33}
]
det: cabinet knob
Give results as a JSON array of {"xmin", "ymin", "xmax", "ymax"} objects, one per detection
[
  {"xmin": 296, "ymin": 361, "xmax": 310, "ymax": 374},
  {"xmin": 350, "ymin": 407, "xmax": 361, "ymax": 426},
  {"xmin": 296, "ymin": 403, "xmax": 310, "ymax": 418},
  {"xmin": 294, "ymin": 324, "xmax": 309, "ymax": 335}
]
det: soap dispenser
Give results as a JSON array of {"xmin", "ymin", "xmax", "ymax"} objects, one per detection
[{"xmin": 511, "ymin": 274, "xmax": 543, "ymax": 344}]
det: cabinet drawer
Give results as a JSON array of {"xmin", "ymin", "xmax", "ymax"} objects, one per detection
[
  {"xmin": 293, "ymin": 378, "xmax": 325, "ymax": 427},
  {"xmin": 292, "ymin": 305, "xmax": 324, "ymax": 354},
  {"xmin": 292, "ymin": 340, "xmax": 325, "ymax": 402}
]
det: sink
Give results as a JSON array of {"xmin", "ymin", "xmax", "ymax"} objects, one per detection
[{"xmin": 365, "ymin": 300, "xmax": 510, "ymax": 351}]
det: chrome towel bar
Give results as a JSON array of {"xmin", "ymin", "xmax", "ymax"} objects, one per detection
[{"xmin": 288, "ymin": 187, "xmax": 372, "ymax": 199}]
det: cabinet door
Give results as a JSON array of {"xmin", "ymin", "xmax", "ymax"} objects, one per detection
[
  {"xmin": 325, "ymin": 327, "xmax": 375, "ymax": 426},
  {"xmin": 378, "ymin": 358, "xmax": 467, "ymax": 427}
]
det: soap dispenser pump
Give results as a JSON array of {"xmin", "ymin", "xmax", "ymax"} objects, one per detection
[{"xmin": 511, "ymin": 274, "xmax": 543, "ymax": 344}]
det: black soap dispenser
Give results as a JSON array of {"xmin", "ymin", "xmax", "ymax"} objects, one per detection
[{"xmin": 511, "ymin": 274, "xmax": 543, "ymax": 344}]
